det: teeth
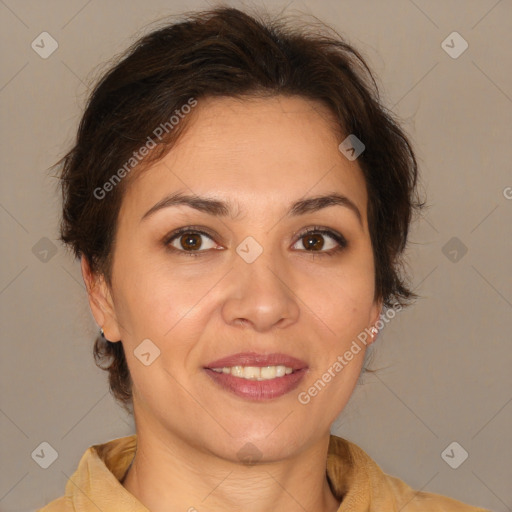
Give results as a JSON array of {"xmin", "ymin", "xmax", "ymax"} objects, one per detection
[
  {"xmin": 261, "ymin": 366, "xmax": 276, "ymax": 379},
  {"xmin": 231, "ymin": 366, "xmax": 244, "ymax": 377},
  {"xmin": 210, "ymin": 365, "xmax": 294, "ymax": 380},
  {"xmin": 243, "ymin": 366, "xmax": 260, "ymax": 379}
]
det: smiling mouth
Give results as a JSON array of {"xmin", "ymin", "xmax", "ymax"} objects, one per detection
[{"xmin": 204, "ymin": 352, "xmax": 308, "ymax": 400}]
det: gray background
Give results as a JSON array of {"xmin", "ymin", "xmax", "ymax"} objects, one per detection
[{"xmin": 0, "ymin": 0, "xmax": 511, "ymax": 510}]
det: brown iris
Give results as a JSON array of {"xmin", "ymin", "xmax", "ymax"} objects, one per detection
[
  {"xmin": 180, "ymin": 233, "xmax": 202, "ymax": 251},
  {"xmin": 303, "ymin": 233, "xmax": 324, "ymax": 251}
]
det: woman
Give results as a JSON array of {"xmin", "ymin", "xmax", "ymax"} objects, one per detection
[{"xmin": 38, "ymin": 7, "xmax": 489, "ymax": 511}]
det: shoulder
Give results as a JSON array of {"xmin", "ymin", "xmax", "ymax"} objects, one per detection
[
  {"xmin": 35, "ymin": 434, "xmax": 137, "ymax": 511},
  {"xmin": 327, "ymin": 435, "xmax": 490, "ymax": 511},
  {"xmin": 384, "ymin": 472, "xmax": 490, "ymax": 511}
]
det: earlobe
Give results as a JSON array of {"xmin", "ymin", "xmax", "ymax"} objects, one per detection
[
  {"xmin": 368, "ymin": 299, "xmax": 384, "ymax": 345},
  {"xmin": 80, "ymin": 256, "xmax": 122, "ymax": 342}
]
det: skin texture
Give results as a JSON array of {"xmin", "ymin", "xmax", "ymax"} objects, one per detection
[{"xmin": 82, "ymin": 95, "xmax": 382, "ymax": 512}]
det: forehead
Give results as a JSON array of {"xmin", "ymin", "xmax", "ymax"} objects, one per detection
[{"xmin": 121, "ymin": 95, "xmax": 368, "ymax": 224}]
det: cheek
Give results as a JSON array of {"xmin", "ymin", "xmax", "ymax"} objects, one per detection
[
  {"xmin": 113, "ymin": 230, "xmax": 376, "ymax": 341},
  {"xmin": 314, "ymin": 259, "xmax": 375, "ymax": 325},
  {"xmin": 113, "ymin": 257, "xmax": 217, "ymax": 351},
  {"xmin": 111, "ymin": 257, "xmax": 169, "ymax": 337}
]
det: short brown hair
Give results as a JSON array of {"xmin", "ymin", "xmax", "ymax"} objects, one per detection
[{"xmin": 57, "ymin": 6, "xmax": 424, "ymax": 413}]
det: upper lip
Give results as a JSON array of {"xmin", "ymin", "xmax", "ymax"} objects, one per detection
[{"xmin": 205, "ymin": 352, "xmax": 308, "ymax": 370}]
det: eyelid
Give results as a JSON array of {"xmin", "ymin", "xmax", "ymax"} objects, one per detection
[{"xmin": 163, "ymin": 224, "xmax": 219, "ymax": 242}]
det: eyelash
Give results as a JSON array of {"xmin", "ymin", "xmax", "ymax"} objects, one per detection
[{"xmin": 163, "ymin": 225, "xmax": 348, "ymax": 258}]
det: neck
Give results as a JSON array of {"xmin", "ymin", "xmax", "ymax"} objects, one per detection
[{"xmin": 122, "ymin": 429, "xmax": 341, "ymax": 512}]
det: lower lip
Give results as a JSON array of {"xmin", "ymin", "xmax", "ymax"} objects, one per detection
[{"xmin": 204, "ymin": 368, "xmax": 307, "ymax": 401}]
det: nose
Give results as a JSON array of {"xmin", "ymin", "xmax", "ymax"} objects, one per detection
[{"xmin": 221, "ymin": 246, "xmax": 300, "ymax": 332}]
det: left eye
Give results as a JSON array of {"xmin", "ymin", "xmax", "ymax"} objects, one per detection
[{"xmin": 291, "ymin": 229, "xmax": 346, "ymax": 254}]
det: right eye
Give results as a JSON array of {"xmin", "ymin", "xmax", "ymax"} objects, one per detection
[{"xmin": 165, "ymin": 227, "xmax": 219, "ymax": 256}]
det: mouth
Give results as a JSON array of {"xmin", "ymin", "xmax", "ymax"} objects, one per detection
[{"xmin": 204, "ymin": 352, "xmax": 308, "ymax": 401}]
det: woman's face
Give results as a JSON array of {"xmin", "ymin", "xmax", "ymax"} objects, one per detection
[{"xmin": 94, "ymin": 95, "xmax": 381, "ymax": 461}]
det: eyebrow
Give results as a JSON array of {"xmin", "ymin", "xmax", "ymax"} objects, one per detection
[{"xmin": 140, "ymin": 191, "xmax": 363, "ymax": 226}]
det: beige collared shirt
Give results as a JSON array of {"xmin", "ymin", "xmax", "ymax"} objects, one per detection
[{"xmin": 37, "ymin": 434, "xmax": 489, "ymax": 511}]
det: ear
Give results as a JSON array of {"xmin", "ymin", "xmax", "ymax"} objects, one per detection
[
  {"xmin": 80, "ymin": 256, "xmax": 122, "ymax": 342},
  {"xmin": 367, "ymin": 298, "xmax": 384, "ymax": 346}
]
